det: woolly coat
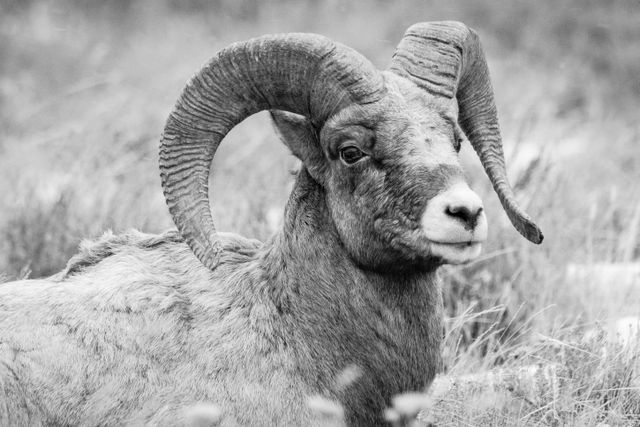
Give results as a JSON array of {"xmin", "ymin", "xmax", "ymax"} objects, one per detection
[{"xmin": 0, "ymin": 174, "xmax": 442, "ymax": 426}]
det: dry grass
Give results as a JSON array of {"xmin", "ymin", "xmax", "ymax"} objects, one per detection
[
  {"xmin": 1, "ymin": 0, "xmax": 639, "ymax": 424},
  {"xmin": 424, "ymin": 322, "xmax": 640, "ymax": 426}
]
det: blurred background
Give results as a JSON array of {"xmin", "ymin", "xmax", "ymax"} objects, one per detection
[{"xmin": 1, "ymin": 0, "xmax": 639, "ymax": 423}]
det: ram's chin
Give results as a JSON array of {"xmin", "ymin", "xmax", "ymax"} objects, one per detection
[{"xmin": 429, "ymin": 241, "xmax": 482, "ymax": 264}]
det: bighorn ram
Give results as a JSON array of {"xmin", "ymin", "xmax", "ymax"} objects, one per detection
[{"xmin": 0, "ymin": 22, "xmax": 542, "ymax": 426}]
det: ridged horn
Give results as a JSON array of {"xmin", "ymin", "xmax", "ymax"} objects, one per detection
[
  {"xmin": 389, "ymin": 21, "xmax": 543, "ymax": 244},
  {"xmin": 160, "ymin": 33, "xmax": 385, "ymax": 270}
]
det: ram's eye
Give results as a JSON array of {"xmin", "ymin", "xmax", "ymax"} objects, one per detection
[{"xmin": 339, "ymin": 145, "xmax": 365, "ymax": 165}]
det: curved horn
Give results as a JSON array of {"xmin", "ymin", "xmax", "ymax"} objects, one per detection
[
  {"xmin": 389, "ymin": 21, "xmax": 543, "ymax": 244},
  {"xmin": 160, "ymin": 34, "xmax": 385, "ymax": 270}
]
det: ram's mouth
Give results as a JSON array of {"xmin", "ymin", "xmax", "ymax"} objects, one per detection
[{"xmin": 429, "ymin": 240, "xmax": 483, "ymax": 264}]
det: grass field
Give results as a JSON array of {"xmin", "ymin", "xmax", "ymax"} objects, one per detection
[{"xmin": 1, "ymin": 0, "xmax": 639, "ymax": 424}]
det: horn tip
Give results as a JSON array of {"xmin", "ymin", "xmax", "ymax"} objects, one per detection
[
  {"xmin": 504, "ymin": 202, "xmax": 543, "ymax": 245},
  {"xmin": 521, "ymin": 221, "xmax": 544, "ymax": 245}
]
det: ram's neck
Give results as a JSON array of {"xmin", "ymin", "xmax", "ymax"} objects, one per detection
[{"xmin": 259, "ymin": 168, "xmax": 443, "ymax": 420}]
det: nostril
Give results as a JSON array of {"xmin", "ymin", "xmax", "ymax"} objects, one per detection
[{"xmin": 446, "ymin": 205, "xmax": 483, "ymax": 229}]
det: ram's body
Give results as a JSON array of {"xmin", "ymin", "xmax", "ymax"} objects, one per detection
[
  {"xmin": 0, "ymin": 22, "xmax": 542, "ymax": 426},
  {"xmin": 0, "ymin": 174, "xmax": 441, "ymax": 426}
]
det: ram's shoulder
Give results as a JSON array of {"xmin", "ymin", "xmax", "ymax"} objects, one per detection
[
  {"xmin": 54, "ymin": 229, "xmax": 186, "ymax": 279},
  {"xmin": 54, "ymin": 229, "xmax": 262, "ymax": 280},
  {"xmin": 0, "ymin": 230, "xmax": 198, "ymax": 330}
]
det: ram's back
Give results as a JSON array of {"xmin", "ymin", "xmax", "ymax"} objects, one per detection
[{"xmin": 0, "ymin": 230, "xmax": 309, "ymax": 425}]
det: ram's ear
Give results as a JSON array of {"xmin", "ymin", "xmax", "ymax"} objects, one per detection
[{"xmin": 270, "ymin": 110, "xmax": 327, "ymax": 183}]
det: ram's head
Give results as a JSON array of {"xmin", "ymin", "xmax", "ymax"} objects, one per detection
[{"xmin": 160, "ymin": 22, "xmax": 543, "ymax": 273}]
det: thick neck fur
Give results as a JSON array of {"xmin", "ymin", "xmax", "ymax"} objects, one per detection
[{"xmin": 256, "ymin": 169, "xmax": 443, "ymax": 425}]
